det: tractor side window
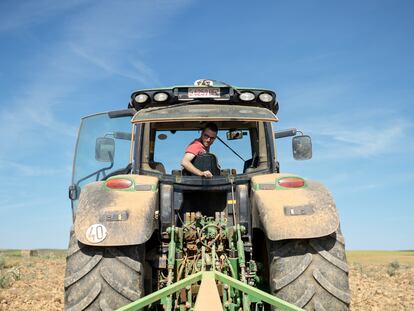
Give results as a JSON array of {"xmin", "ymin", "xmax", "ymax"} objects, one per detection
[{"xmin": 72, "ymin": 113, "xmax": 132, "ymax": 200}]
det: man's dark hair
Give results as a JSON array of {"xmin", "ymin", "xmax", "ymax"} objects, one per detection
[{"xmin": 203, "ymin": 122, "xmax": 218, "ymax": 133}]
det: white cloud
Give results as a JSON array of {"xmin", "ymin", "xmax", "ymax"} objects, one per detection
[
  {"xmin": 282, "ymin": 106, "xmax": 413, "ymax": 160},
  {"xmin": 0, "ymin": 1, "xmax": 192, "ymax": 158},
  {"xmin": 314, "ymin": 118, "xmax": 411, "ymax": 158},
  {"xmin": 63, "ymin": 0, "xmax": 192, "ymax": 86},
  {"xmin": 131, "ymin": 61, "xmax": 161, "ymax": 85},
  {"xmin": 0, "ymin": 159, "xmax": 69, "ymax": 177},
  {"xmin": 282, "ymin": 79, "xmax": 349, "ymax": 109},
  {"xmin": 0, "ymin": 0, "xmax": 87, "ymax": 32},
  {"xmin": 0, "ymin": 82, "xmax": 78, "ymax": 158},
  {"xmin": 69, "ymin": 44, "xmax": 161, "ymax": 85}
]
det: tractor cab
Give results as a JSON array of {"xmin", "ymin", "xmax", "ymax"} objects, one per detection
[{"xmin": 129, "ymin": 79, "xmax": 279, "ymax": 178}]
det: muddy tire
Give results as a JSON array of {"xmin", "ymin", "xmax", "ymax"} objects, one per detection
[
  {"xmin": 268, "ymin": 229, "xmax": 350, "ymax": 310},
  {"xmin": 64, "ymin": 231, "xmax": 144, "ymax": 310}
]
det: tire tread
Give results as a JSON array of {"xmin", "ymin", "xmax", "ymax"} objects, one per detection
[
  {"xmin": 269, "ymin": 229, "xmax": 350, "ymax": 310},
  {"xmin": 313, "ymin": 269, "xmax": 350, "ymax": 304},
  {"xmin": 272, "ymin": 253, "xmax": 312, "ymax": 290},
  {"xmin": 310, "ymin": 240, "xmax": 348, "ymax": 272},
  {"xmin": 64, "ymin": 232, "xmax": 144, "ymax": 310},
  {"xmin": 101, "ymin": 265, "xmax": 141, "ymax": 301},
  {"xmin": 64, "ymin": 253, "xmax": 103, "ymax": 288},
  {"xmin": 66, "ymin": 282, "xmax": 101, "ymax": 311}
]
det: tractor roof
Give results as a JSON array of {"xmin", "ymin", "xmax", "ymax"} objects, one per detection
[
  {"xmin": 131, "ymin": 103, "xmax": 278, "ymax": 124},
  {"xmin": 128, "ymin": 80, "xmax": 279, "ymax": 115}
]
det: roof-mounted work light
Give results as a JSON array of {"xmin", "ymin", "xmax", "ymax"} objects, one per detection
[
  {"xmin": 259, "ymin": 93, "xmax": 273, "ymax": 103},
  {"xmin": 239, "ymin": 92, "xmax": 255, "ymax": 101},
  {"xmin": 153, "ymin": 92, "xmax": 169, "ymax": 102},
  {"xmin": 134, "ymin": 93, "xmax": 149, "ymax": 104}
]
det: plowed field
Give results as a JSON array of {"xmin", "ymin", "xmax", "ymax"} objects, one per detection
[{"xmin": 0, "ymin": 250, "xmax": 413, "ymax": 310}]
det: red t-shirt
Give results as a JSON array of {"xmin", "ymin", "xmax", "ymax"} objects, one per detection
[{"xmin": 185, "ymin": 139, "xmax": 207, "ymax": 155}]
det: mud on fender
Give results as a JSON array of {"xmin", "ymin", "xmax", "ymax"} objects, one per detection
[
  {"xmin": 251, "ymin": 173, "xmax": 339, "ymax": 241},
  {"xmin": 74, "ymin": 174, "xmax": 158, "ymax": 246}
]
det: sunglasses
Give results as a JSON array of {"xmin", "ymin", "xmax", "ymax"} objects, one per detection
[{"xmin": 202, "ymin": 133, "xmax": 216, "ymax": 140}]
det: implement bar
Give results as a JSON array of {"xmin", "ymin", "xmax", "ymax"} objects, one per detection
[{"xmin": 116, "ymin": 271, "xmax": 304, "ymax": 311}]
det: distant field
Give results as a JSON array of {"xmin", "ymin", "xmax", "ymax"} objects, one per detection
[
  {"xmin": 0, "ymin": 249, "xmax": 66, "ymax": 256},
  {"xmin": 2, "ymin": 249, "xmax": 413, "ymax": 265},
  {"xmin": 0, "ymin": 249, "xmax": 66, "ymax": 264},
  {"xmin": 346, "ymin": 250, "xmax": 414, "ymax": 265}
]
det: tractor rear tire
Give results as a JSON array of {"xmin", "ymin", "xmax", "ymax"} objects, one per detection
[
  {"xmin": 268, "ymin": 229, "xmax": 350, "ymax": 310},
  {"xmin": 64, "ymin": 230, "xmax": 144, "ymax": 310}
]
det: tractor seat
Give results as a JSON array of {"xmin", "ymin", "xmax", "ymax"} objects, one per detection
[{"xmin": 183, "ymin": 153, "xmax": 221, "ymax": 176}]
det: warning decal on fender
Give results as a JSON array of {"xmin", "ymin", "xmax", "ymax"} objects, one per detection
[{"xmin": 86, "ymin": 224, "xmax": 107, "ymax": 243}]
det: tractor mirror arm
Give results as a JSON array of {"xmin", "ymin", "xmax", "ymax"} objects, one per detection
[{"xmin": 274, "ymin": 128, "xmax": 297, "ymax": 139}]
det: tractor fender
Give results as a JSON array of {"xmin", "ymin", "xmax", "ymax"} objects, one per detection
[
  {"xmin": 251, "ymin": 173, "xmax": 339, "ymax": 241},
  {"xmin": 74, "ymin": 174, "xmax": 158, "ymax": 246}
]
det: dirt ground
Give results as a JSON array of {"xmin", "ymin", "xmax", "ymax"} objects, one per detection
[{"xmin": 0, "ymin": 250, "xmax": 413, "ymax": 310}]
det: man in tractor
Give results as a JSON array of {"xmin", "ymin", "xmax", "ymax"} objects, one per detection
[{"xmin": 181, "ymin": 122, "xmax": 218, "ymax": 178}]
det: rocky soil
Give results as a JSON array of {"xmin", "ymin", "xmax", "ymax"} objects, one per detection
[
  {"xmin": 350, "ymin": 262, "xmax": 414, "ymax": 311},
  {"xmin": 0, "ymin": 253, "xmax": 64, "ymax": 311},
  {"xmin": 0, "ymin": 252, "xmax": 413, "ymax": 310}
]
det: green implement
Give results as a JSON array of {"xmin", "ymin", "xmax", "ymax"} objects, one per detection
[{"xmin": 116, "ymin": 270, "xmax": 304, "ymax": 311}]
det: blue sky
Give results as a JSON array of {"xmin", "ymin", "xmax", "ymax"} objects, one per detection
[{"xmin": 0, "ymin": 0, "xmax": 413, "ymax": 250}]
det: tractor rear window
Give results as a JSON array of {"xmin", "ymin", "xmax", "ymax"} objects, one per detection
[{"xmin": 153, "ymin": 128, "xmax": 253, "ymax": 175}]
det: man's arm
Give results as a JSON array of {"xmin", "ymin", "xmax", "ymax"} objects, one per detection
[{"xmin": 181, "ymin": 153, "xmax": 213, "ymax": 178}]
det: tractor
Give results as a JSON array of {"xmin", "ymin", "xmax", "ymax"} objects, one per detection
[{"xmin": 65, "ymin": 80, "xmax": 350, "ymax": 310}]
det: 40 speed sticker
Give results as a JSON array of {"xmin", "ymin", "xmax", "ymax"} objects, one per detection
[{"xmin": 86, "ymin": 224, "xmax": 107, "ymax": 243}]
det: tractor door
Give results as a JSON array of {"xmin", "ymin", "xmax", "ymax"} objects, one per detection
[{"xmin": 68, "ymin": 110, "xmax": 134, "ymax": 218}]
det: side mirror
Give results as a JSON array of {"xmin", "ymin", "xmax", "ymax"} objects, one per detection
[
  {"xmin": 226, "ymin": 130, "xmax": 245, "ymax": 140},
  {"xmin": 113, "ymin": 131, "xmax": 132, "ymax": 140},
  {"xmin": 68, "ymin": 184, "xmax": 78, "ymax": 200},
  {"xmin": 292, "ymin": 135, "xmax": 312, "ymax": 160},
  {"xmin": 95, "ymin": 137, "xmax": 115, "ymax": 162}
]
